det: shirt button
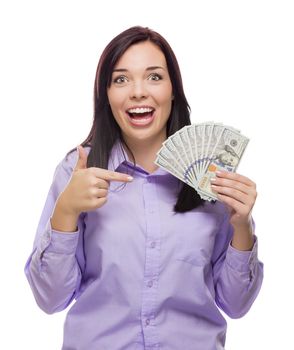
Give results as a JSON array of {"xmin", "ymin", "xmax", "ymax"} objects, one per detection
[
  {"xmin": 145, "ymin": 318, "xmax": 150, "ymax": 326},
  {"xmin": 147, "ymin": 280, "xmax": 153, "ymax": 288},
  {"xmin": 150, "ymin": 241, "xmax": 156, "ymax": 249}
]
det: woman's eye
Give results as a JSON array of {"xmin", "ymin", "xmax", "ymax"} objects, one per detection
[
  {"xmin": 148, "ymin": 73, "xmax": 162, "ymax": 81},
  {"xmin": 113, "ymin": 75, "xmax": 128, "ymax": 84}
]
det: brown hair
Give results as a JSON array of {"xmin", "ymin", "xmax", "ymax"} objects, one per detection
[{"xmin": 67, "ymin": 26, "xmax": 204, "ymax": 212}]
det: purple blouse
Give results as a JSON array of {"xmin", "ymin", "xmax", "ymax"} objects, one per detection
[{"xmin": 25, "ymin": 141, "xmax": 263, "ymax": 350}]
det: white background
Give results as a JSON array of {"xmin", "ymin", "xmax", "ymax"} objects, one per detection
[{"xmin": 1, "ymin": 0, "xmax": 293, "ymax": 349}]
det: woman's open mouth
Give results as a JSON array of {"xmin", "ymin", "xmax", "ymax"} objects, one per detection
[{"xmin": 126, "ymin": 107, "xmax": 155, "ymax": 126}]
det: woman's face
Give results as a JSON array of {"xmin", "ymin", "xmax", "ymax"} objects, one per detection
[{"xmin": 107, "ymin": 41, "xmax": 173, "ymax": 147}]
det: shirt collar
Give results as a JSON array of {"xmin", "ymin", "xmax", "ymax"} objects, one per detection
[
  {"xmin": 107, "ymin": 140, "xmax": 177, "ymax": 178},
  {"xmin": 107, "ymin": 140, "xmax": 130, "ymax": 172}
]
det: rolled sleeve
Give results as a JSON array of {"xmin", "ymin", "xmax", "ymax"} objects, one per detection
[
  {"xmin": 212, "ymin": 211, "xmax": 264, "ymax": 318},
  {"xmin": 37, "ymin": 218, "xmax": 80, "ymax": 257},
  {"xmin": 24, "ymin": 150, "xmax": 83, "ymax": 314},
  {"xmin": 226, "ymin": 235, "xmax": 258, "ymax": 274}
]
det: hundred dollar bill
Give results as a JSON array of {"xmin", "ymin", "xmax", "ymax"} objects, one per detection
[
  {"xmin": 155, "ymin": 146, "xmax": 195, "ymax": 186},
  {"xmin": 170, "ymin": 131, "xmax": 190, "ymax": 169},
  {"xmin": 189, "ymin": 121, "xmax": 216, "ymax": 177},
  {"xmin": 157, "ymin": 138, "xmax": 196, "ymax": 187},
  {"xmin": 155, "ymin": 122, "xmax": 250, "ymax": 202},
  {"xmin": 167, "ymin": 133, "xmax": 197, "ymax": 186},
  {"xmin": 194, "ymin": 123, "xmax": 206, "ymax": 174},
  {"xmin": 200, "ymin": 123, "xmax": 216, "ymax": 177},
  {"xmin": 197, "ymin": 127, "xmax": 249, "ymax": 200},
  {"xmin": 176, "ymin": 126, "xmax": 198, "ymax": 184},
  {"xmin": 154, "ymin": 155, "xmax": 193, "ymax": 187},
  {"xmin": 186, "ymin": 124, "xmax": 200, "ymax": 176},
  {"xmin": 201, "ymin": 123, "xmax": 226, "ymax": 177}
]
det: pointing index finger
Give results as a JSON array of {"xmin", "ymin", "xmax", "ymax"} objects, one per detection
[{"xmin": 92, "ymin": 168, "xmax": 134, "ymax": 182}]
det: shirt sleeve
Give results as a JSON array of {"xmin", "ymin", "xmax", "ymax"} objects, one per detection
[
  {"xmin": 24, "ymin": 152, "xmax": 83, "ymax": 314},
  {"xmin": 211, "ymin": 212, "xmax": 264, "ymax": 319}
]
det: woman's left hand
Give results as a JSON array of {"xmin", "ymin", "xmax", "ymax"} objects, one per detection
[{"xmin": 210, "ymin": 171, "xmax": 257, "ymax": 228}]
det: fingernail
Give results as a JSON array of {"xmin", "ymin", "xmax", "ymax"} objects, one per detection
[
  {"xmin": 210, "ymin": 177, "xmax": 217, "ymax": 182},
  {"xmin": 216, "ymin": 171, "xmax": 222, "ymax": 176},
  {"xmin": 127, "ymin": 176, "xmax": 134, "ymax": 181}
]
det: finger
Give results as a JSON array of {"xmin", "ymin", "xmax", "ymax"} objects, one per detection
[
  {"xmin": 91, "ymin": 196, "xmax": 108, "ymax": 208},
  {"xmin": 74, "ymin": 145, "xmax": 88, "ymax": 170},
  {"xmin": 216, "ymin": 171, "xmax": 256, "ymax": 188},
  {"xmin": 215, "ymin": 193, "xmax": 247, "ymax": 215},
  {"xmin": 91, "ymin": 167, "xmax": 134, "ymax": 183},
  {"xmin": 210, "ymin": 177, "xmax": 254, "ymax": 196},
  {"xmin": 95, "ymin": 178, "xmax": 110, "ymax": 190},
  {"xmin": 211, "ymin": 184, "xmax": 249, "ymax": 205},
  {"xmin": 92, "ymin": 188, "xmax": 108, "ymax": 198}
]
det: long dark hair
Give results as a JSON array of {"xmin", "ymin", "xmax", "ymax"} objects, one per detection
[{"xmin": 66, "ymin": 26, "xmax": 204, "ymax": 212}]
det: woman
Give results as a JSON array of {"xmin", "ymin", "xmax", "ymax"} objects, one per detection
[{"xmin": 25, "ymin": 26, "xmax": 263, "ymax": 350}]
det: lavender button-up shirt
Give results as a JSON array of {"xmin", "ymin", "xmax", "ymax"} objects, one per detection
[{"xmin": 25, "ymin": 141, "xmax": 263, "ymax": 350}]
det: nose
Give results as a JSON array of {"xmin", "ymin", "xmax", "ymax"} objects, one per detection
[{"xmin": 130, "ymin": 81, "xmax": 148, "ymax": 100}]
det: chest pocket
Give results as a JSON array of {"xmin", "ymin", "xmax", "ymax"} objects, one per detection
[{"xmin": 174, "ymin": 211, "xmax": 222, "ymax": 266}]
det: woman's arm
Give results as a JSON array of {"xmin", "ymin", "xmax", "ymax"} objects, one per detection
[
  {"xmin": 210, "ymin": 171, "xmax": 264, "ymax": 318},
  {"xmin": 24, "ymin": 155, "xmax": 83, "ymax": 314},
  {"xmin": 212, "ymin": 218, "xmax": 263, "ymax": 318}
]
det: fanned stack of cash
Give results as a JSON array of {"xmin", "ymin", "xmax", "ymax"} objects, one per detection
[{"xmin": 154, "ymin": 122, "xmax": 249, "ymax": 201}]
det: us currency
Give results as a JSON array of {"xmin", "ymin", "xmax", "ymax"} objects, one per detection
[
  {"xmin": 155, "ymin": 122, "xmax": 249, "ymax": 202},
  {"xmin": 194, "ymin": 123, "xmax": 206, "ymax": 174},
  {"xmin": 200, "ymin": 123, "xmax": 215, "ymax": 177},
  {"xmin": 177, "ymin": 127, "xmax": 199, "ymax": 184},
  {"xmin": 168, "ymin": 133, "xmax": 197, "ymax": 186},
  {"xmin": 157, "ymin": 138, "xmax": 196, "ymax": 187},
  {"xmin": 154, "ymin": 155, "xmax": 192, "ymax": 186},
  {"xmin": 197, "ymin": 127, "xmax": 249, "ymax": 200},
  {"xmin": 186, "ymin": 125, "xmax": 200, "ymax": 176},
  {"xmin": 201, "ymin": 123, "xmax": 225, "ymax": 177}
]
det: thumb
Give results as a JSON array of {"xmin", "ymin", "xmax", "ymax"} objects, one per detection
[{"xmin": 74, "ymin": 145, "xmax": 88, "ymax": 170}]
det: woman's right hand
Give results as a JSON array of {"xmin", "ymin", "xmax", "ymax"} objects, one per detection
[{"xmin": 57, "ymin": 145, "xmax": 133, "ymax": 217}]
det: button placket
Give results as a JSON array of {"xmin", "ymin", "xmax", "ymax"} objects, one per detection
[
  {"xmin": 147, "ymin": 280, "xmax": 153, "ymax": 288},
  {"xmin": 150, "ymin": 241, "xmax": 156, "ymax": 249},
  {"xmin": 141, "ymin": 178, "xmax": 161, "ymax": 347},
  {"xmin": 40, "ymin": 230, "xmax": 51, "ymax": 252}
]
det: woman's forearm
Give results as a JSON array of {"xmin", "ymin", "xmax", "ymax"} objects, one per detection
[
  {"xmin": 231, "ymin": 222, "xmax": 254, "ymax": 251},
  {"xmin": 51, "ymin": 199, "xmax": 79, "ymax": 233}
]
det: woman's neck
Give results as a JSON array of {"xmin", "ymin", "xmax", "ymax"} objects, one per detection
[{"xmin": 123, "ymin": 137, "xmax": 165, "ymax": 174}]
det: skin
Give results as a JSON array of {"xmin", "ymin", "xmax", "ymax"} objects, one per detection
[
  {"xmin": 211, "ymin": 171, "xmax": 256, "ymax": 250},
  {"xmin": 107, "ymin": 40, "xmax": 256, "ymax": 251},
  {"xmin": 51, "ymin": 146, "xmax": 133, "ymax": 232},
  {"xmin": 107, "ymin": 40, "xmax": 173, "ymax": 173},
  {"xmin": 53, "ymin": 40, "xmax": 257, "ymax": 251}
]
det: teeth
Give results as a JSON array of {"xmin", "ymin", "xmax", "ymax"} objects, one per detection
[{"xmin": 127, "ymin": 107, "xmax": 154, "ymax": 114}]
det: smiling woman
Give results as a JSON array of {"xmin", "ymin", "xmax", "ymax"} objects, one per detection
[
  {"xmin": 107, "ymin": 40, "xmax": 173, "ymax": 169},
  {"xmin": 24, "ymin": 26, "xmax": 263, "ymax": 350}
]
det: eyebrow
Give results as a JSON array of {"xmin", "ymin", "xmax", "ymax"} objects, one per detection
[{"xmin": 112, "ymin": 66, "xmax": 165, "ymax": 73}]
